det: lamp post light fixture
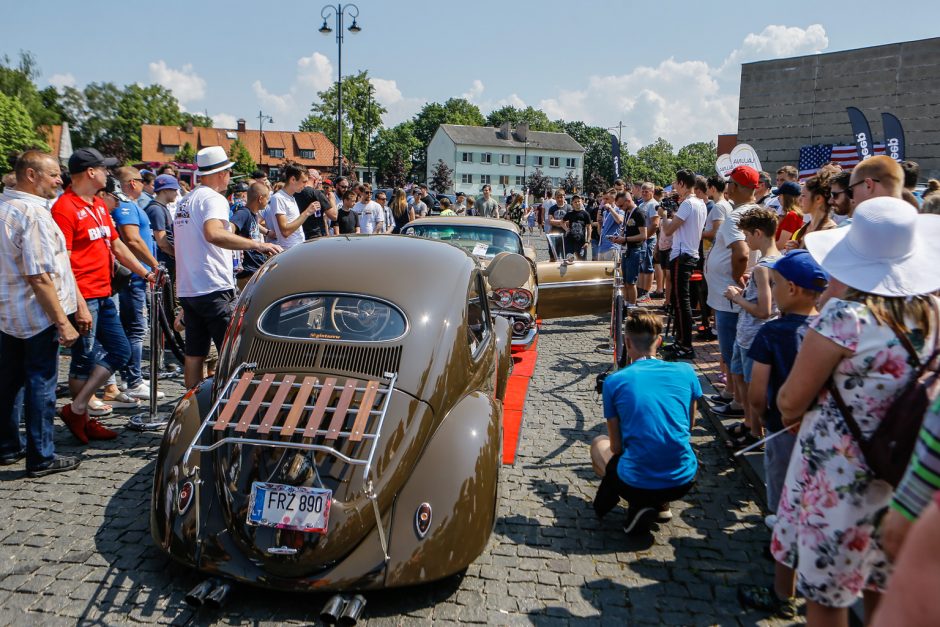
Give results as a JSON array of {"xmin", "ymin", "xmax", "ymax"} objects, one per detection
[
  {"xmin": 319, "ymin": 3, "xmax": 362, "ymax": 178},
  {"xmin": 258, "ymin": 110, "xmax": 274, "ymax": 166}
]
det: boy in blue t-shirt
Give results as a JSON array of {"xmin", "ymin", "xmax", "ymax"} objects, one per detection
[
  {"xmin": 592, "ymin": 310, "xmax": 702, "ymax": 535},
  {"xmin": 738, "ymin": 249, "xmax": 828, "ymax": 617}
]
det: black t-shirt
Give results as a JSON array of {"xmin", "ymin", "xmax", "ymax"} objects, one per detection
[
  {"xmin": 587, "ymin": 204, "xmax": 601, "ymax": 241},
  {"xmin": 230, "ymin": 208, "xmax": 266, "ymax": 277},
  {"xmin": 143, "ymin": 200, "xmax": 174, "ymax": 265},
  {"xmin": 295, "ymin": 187, "xmax": 332, "ymax": 239},
  {"xmin": 620, "ymin": 206, "xmax": 647, "ymax": 246},
  {"xmin": 336, "ymin": 207, "xmax": 359, "ymax": 234},
  {"xmin": 563, "ymin": 209, "xmax": 592, "ymax": 247}
]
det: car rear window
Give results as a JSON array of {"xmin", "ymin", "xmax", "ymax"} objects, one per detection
[{"xmin": 259, "ymin": 294, "xmax": 407, "ymax": 342}]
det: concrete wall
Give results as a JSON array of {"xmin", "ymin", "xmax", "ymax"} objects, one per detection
[{"xmin": 737, "ymin": 37, "xmax": 940, "ymax": 181}]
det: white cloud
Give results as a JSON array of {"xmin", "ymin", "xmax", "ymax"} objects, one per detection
[
  {"xmin": 212, "ymin": 113, "xmax": 239, "ymax": 129},
  {"xmin": 48, "ymin": 73, "xmax": 75, "ymax": 89},
  {"xmin": 370, "ymin": 77, "xmax": 426, "ymax": 126},
  {"xmin": 148, "ymin": 61, "xmax": 206, "ymax": 103},
  {"xmin": 718, "ymin": 23, "xmax": 828, "ymax": 77},
  {"xmin": 461, "ymin": 79, "xmax": 485, "ymax": 102},
  {"xmin": 459, "ymin": 79, "xmax": 526, "ymax": 115},
  {"xmin": 538, "ymin": 24, "xmax": 828, "ymax": 150},
  {"xmin": 251, "ymin": 52, "xmax": 336, "ymax": 128}
]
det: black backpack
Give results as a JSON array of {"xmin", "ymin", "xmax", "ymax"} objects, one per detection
[{"xmin": 829, "ymin": 305, "xmax": 940, "ymax": 487}]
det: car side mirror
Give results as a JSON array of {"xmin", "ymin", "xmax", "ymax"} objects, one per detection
[{"xmin": 485, "ymin": 252, "xmax": 530, "ymax": 289}]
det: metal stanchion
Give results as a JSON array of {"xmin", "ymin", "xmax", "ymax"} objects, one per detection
[
  {"xmin": 129, "ymin": 265, "xmax": 169, "ymax": 432},
  {"xmin": 596, "ymin": 245, "xmax": 623, "ymax": 357}
]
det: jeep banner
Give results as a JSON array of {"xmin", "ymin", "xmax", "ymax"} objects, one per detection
[
  {"xmin": 846, "ymin": 107, "xmax": 875, "ymax": 162},
  {"xmin": 880, "ymin": 112, "xmax": 906, "ymax": 163}
]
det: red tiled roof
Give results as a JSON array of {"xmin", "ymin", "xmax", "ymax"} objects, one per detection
[
  {"xmin": 40, "ymin": 125, "xmax": 63, "ymax": 159},
  {"xmin": 140, "ymin": 124, "xmax": 337, "ymax": 169}
]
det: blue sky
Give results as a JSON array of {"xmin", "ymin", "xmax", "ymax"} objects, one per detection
[{"xmin": 5, "ymin": 1, "xmax": 937, "ymax": 150}]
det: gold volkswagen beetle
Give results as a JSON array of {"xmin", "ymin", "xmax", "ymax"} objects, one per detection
[{"xmin": 151, "ymin": 235, "xmax": 531, "ymax": 616}]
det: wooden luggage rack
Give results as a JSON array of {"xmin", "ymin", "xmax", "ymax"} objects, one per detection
[{"xmin": 182, "ymin": 362, "xmax": 397, "ymax": 485}]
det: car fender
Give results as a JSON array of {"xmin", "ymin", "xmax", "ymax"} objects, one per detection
[
  {"xmin": 150, "ymin": 378, "xmax": 215, "ymax": 562},
  {"xmin": 383, "ymin": 391, "xmax": 501, "ymax": 587},
  {"xmin": 493, "ymin": 315, "xmax": 512, "ymax": 402}
]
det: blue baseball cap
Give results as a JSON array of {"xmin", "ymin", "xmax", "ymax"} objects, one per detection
[
  {"xmin": 773, "ymin": 181, "xmax": 801, "ymax": 197},
  {"xmin": 153, "ymin": 174, "xmax": 180, "ymax": 193},
  {"xmin": 769, "ymin": 250, "xmax": 829, "ymax": 291}
]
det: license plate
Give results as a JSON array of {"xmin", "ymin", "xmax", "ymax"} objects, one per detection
[{"xmin": 246, "ymin": 482, "xmax": 332, "ymax": 533}]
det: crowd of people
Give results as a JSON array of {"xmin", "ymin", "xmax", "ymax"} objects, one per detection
[
  {"xmin": 588, "ymin": 157, "xmax": 940, "ymax": 625},
  {"xmin": 1, "ymin": 139, "xmax": 939, "ymax": 624}
]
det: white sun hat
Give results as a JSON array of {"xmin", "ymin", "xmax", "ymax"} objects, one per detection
[
  {"xmin": 804, "ymin": 196, "xmax": 940, "ymax": 297},
  {"xmin": 195, "ymin": 146, "xmax": 234, "ymax": 176}
]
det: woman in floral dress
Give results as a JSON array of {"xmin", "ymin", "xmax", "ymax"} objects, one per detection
[{"xmin": 771, "ymin": 196, "xmax": 940, "ymax": 625}]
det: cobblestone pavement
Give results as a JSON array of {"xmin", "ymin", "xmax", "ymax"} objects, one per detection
[{"xmin": 0, "ymin": 234, "xmax": 797, "ymax": 625}]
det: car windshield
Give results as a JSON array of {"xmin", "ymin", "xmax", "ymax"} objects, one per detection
[
  {"xmin": 259, "ymin": 294, "xmax": 407, "ymax": 342},
  {"xmin": 404, "ymin": 224, "xmax": 522, "ymax": 258}
]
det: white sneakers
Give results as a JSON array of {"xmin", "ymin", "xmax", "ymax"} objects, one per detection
[{"xmin": 125, "ymin": 382, "xmax": 165, "ymax": 401}]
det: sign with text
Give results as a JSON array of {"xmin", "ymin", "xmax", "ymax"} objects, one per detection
[{"xmin": 716, "ymin": 144, "xmax": 762, "ymax": 177}]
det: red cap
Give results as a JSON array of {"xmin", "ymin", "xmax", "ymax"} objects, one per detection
[{"xmin": 728, "ymin": 165, "xmax": 760, "ymax": 189}]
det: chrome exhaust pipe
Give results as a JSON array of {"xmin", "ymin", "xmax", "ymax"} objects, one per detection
[
  {"xmin": 204, "ymin": 581, "xmax": 232, "ymax": 609},
  {"xmin": 319, "ymin": 594, "xmax": 346, "ymax": 625},
  {"xmin": 185, "ymin": 579, "xmax": 217, "ymax": 607},
  {"xmin": 339, "ymin": 594, "xmax": 367, "ymax": 625}
]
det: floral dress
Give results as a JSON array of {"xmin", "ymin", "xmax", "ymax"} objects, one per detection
[{"xmin": 770, "ymin": 297, "xmax": 936, "ymax": 608}]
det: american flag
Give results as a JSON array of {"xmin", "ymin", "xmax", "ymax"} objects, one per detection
[{"xmin": 798, "ymin": 143, "xmax": 886, "ymax": 181}]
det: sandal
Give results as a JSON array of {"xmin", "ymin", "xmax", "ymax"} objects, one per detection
[
  {"xmin": 726, "ymin": 432, "xmax": 762, "ymax": 451},
  {"xmin": 726, "ymin": 422, "xmax": 748, "ymax": 438},
  {"xmin": 738, "ymin": 584, "xmax": 797, "ymax": 618},
  {"xmin": 88, "ymin": 398, "xmax": 113, "ymax": 417},
  {"xmin": 102, "ymin": 391, "xmax": 140, "ymax": 409}
]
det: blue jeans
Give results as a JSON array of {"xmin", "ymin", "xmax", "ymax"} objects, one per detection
[
  {"xmin": 0, "ymin": 326, "xmax": 59, "ymax": 470},
  {"xmin": 714, "ymin": 310, "xmax": 740, "ymax": 371},
  {"xmin": 69, "ymin": 296, "xmax": 131, "ymax": 379},
  {"xmin": 119, "ymin": 280, "xmax": 147, "ymax": 388},
  {"xmin": 640, "ymin": 237, "xmax": 656, "ymax": 273},
  {"xmin": 621, "ymin": 247, "xmax": 644, "ymax": 284}
]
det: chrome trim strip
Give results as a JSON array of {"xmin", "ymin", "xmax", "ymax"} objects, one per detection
[
  {"xmin": 538, "ymin": 278, "xmax": 615, "ymax": 289},
  {"xmin": 510, "ymin": 326, "xmax": 538, "ymax": 348}
]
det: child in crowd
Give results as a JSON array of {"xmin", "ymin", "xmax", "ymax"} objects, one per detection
[
  {"xmin": 737, "ymin": 249, "xmax": 829, "ymax": 617},
  {"xmin": 722, "ymin": 208, "xmax": 780, "ymax": 447}
]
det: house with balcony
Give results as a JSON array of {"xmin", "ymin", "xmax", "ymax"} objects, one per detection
[
  {"xmin": 426, "ymin": 123, "xmax": 585, "ymax": 197},
  {"xmin": 140, "ymin": 119, "xmax": 336, "ymax": 180}
]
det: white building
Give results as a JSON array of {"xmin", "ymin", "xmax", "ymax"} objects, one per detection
[{"xmin": 426, "ymin": 123, "xmax": 585, "ymax": 197}]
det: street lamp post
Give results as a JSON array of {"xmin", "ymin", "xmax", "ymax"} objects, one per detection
[
  {"xmin": 258, "ymin": 110, "xmax": 274, "ymax": 166},
  {"xmin": 320, "ymin": 3, "xmax": 362, "ymax": 179}
]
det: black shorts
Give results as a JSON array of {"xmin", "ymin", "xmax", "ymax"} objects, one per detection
[
  {"xmin": 593, "ymin": 453, "xmax": 694, "ymax": 518},
  {"xmin": 657, "ymin": 249, "xmax": 672, "ymax": 266},
  {"xmin": 179, "ymin": 289, "xmax": 236, "ymax": 358}
]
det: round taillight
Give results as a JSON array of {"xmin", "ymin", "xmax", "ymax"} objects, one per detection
[
  {"xmin": 177, "ymin": 481, "xmax": 194, "ymax": 514},
  {"xmin": 494, "ymin": 289, "xmax": 513, "ymax": 308},
  {"xmin": 512, "ymin": 320, "xmax": 528, "ymax": 334},
  {"xmin": 415, "ymin": 502, "xmax": 432, "ymax": 538},
  {"xmin": 511, "ymin": 289, "xmax": 533, "ymax": 309}
]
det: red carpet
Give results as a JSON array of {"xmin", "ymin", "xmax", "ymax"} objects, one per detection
[{"xmin": 502, "ymin": 336, "xmax": 538, "ymax": 465}]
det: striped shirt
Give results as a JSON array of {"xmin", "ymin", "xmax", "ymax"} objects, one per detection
[
  {"xmin": 0, "ymin": 189, "xmax": 78, "ymax": 338},
  {"xmin": 892, "ymin": 398, "xmax": 940, "ymax": 521}
]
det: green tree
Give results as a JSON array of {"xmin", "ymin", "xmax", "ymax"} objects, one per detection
[
  {"xmin": 0, "ymin": 51, "xmax": 62, "ymax": 128},
  {"xmin": 629, "ymin": 138, "xmax": 676, "ymax": 187},
  {"xmin": 181, "ymin": 112, "xmax": 213, "ymax": 128},
  {"xmin": 561, "ymin": 171, "xmax": 582, "ymax": 193},
  {"xmin": 372, "ymin": 121, "xmax": 421, "ymax": 185},
  {"xmin": 429, "ymin": 159, "xmax": 454, "ymax": 194},
  {"xmin": 560, "ymin": 121, "xmax": 618, "ymax": 191},
  {"xmin": 300, "ymin": 71, "xmax": 387, "ymax": 169},
  {"xmin": 0, "ymin": 91, "xmax": 48, "ymax": 173},
  {"xmin": 675, "ymin": 141, "xmax": 717, "ymax": 177},
  {"xmin": 485, "ymin": 105, "xmax": 560, "ymax": 132},
  {"xmin": 411, "ymin": 98, "xmax": 485, "ymax": 179},
  {"xmin": 111, "ymin": 84, "xmax": 184, "ymax": 160},
  {"xmin": 229, "ymin": 138, "xmax": 256, "ymax": 176},
  {"xmin": 526, "ymin": 168, "xmax": 552, "ymax": 199},
  {"xmin": 176, "ymin": 141, "xmax": 196, "ymax": 164}
]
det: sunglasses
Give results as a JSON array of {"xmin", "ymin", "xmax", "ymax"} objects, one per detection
[{"xmin": 831, "ymin": 189, "xmax": 852, "ymax": 200}]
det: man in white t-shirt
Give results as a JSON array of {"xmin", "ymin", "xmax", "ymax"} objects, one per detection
[
  {"xmin": 352, "ymin": 184, "xmax": 385, "ymax": 234},
  {"xmin": 174, "ymin": 147, "xmax": 281, "ymax": 388},
  {"xmin": 704, "ymin": 165, "xmax": 758, "ymax": 417},
  {"xmin": 541, "ymin": 191, "xmax": 556, "ymax": 234},
  {"xmin": 662, "ymin": 169, "xmax": 707, "ymax": 358},
  {"xmin": 265, "ymin": 164, "xmax": 316, "ymax": 249}
]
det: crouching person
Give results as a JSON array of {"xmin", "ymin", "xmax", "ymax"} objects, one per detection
[{"xmin": 591, "ymin": 309, "xmax": 702, "ymax": 534}]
